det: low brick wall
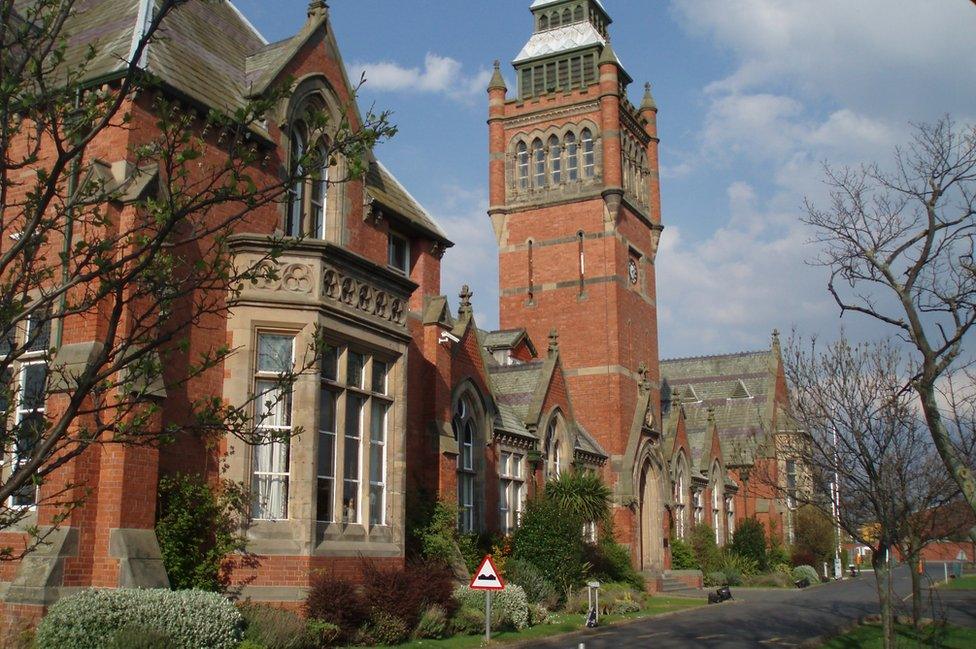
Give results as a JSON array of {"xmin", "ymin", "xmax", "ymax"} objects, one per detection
[{"xmin": 669, "ymin": 569, "xmax": 703, "ymax": 589}]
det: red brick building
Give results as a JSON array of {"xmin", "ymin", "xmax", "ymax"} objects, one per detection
[{"xmin": 1, "ymin": 0, "xmax": 805, "ymax": 629}]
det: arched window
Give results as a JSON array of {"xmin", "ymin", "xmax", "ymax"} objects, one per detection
[
  {"xmin": 532, "ymin": 139, "xmax": 546, "ymax": 188},
  {"xmin": 565, "ymin": 132, "xmax": 578, "ymax": 181},
  {"xmin": 544, "ymin": 417, "xmax": 563, "ymax": 479},
  {"xmin": 574, "ymin": 5, "xmax": 584, "ymax": 21},
  {"xmin": 453, "ymin": 396, "xmax": 478, "ymax": 532},
  {"xmin": 712, "ymin": 481, "xmax": 722, "ymax": 544},
  {"xmin": 550, "ymin": 11, "xmax": 560, "ymax": 28},
  {"xmin": 309, "ymin": 141, "xmax": 329, "ymax": 239},
  {"xmin": 562, "ymin": 8, "xmax": 572, "ymax": 24},
  {"xmin": 581, "ymin": 128, "xmax": 595, "ymax": 178},
  {"xmin": 516, "ymin": 141, "xmax": 529, "ymax": 190},
  {"xmin": 286, "ymin": 125, "xmax": 307, "ymax": 237},
  {"xmin": 673, "ymin": 462, "xmax": 686, "ymax": 539},
  {"xmin": 539, "ymin": 14, "xmax": 548, "ymax": 30},
  {"xmin": 548, "ymin": 135, "xmax": 562, "ymax": 185}
]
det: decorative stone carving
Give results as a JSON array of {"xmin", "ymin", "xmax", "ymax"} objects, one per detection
[
  {"xmin": 250, "ymin": 262, "xmax": 314, "ymax": 294},
  {"xmin": 322, "ymin": 264, "xmax": 407, "ymax": 328}
]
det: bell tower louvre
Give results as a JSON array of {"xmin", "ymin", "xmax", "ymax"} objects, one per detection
[{"xmin": 488, "ymin": 0, "xmax": 668, "ymax": 571}]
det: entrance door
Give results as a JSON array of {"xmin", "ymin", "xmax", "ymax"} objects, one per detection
[{"xmin": 639, "ymin": 460, "xmax": 663, "ymax": 572}]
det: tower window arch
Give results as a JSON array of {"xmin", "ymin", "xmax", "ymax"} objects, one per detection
[
  {"xmin": 550, "ymin": 11, "xmax": 560, "ymax": 28},
  {"xmin": 574, "ymin": 5, "xmax": 584, "ymax": 21},
  {"xmin": 516, "ymin": 141, "xmax": 529, "ymax": 190},
  {"xmin": 286, "ymin": 92, "xmax": 338, "ymax": 240},
  {"xmin": 539, "ymin": 14, "xmax": 548, "ymax": 30},
  {"xmin": 548, "ymin": 135, "xmax": 562, "ymax": 185},
  {"xmin": 565, "ymin": 132, "xmax": 578, "ymax": 181},
  {"xmin": 562, "ymin": 8, "xmax": 572, "ymax": 24},
  {"xmin": 581, "ymin": 128, "xmax": 595, "ymax": 178},
  {"xmin": 532, "ymin": 139, "xmax": 546, "ymax": 188}
]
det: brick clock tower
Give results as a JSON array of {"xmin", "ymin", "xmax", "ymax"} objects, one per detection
[{"xmin": 488, "ymin": 0, "xmax": 669, "ymax": 572}]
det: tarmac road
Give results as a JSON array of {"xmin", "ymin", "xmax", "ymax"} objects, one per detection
[{"xmin": 521, "ymin": 565, "xmax": 976, "ymax": 649}]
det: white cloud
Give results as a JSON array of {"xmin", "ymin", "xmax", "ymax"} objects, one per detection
[
  {"xmin": 672, "ymin": 0, "xmax": 976, "ymax": 119},
  {"xmin": 349, "ymin": 53, "xmax": 492, "ymax": 103},
  {"xmin": 429, "ymin": 185, "xmax": 499, "ymax": 327}
]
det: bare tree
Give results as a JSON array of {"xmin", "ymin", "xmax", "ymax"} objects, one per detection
[
  {"xmin": 804, "ymin": 117, "xmax": 976, "ymax": 542},
  {"xmin": 782, "ymin": 336, "xmax": 960, "ymax": 649},
  {"xmin": 0, "ymin": 0, "xmax": 394, "ymax": 555}
]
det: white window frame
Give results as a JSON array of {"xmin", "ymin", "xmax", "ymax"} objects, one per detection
[
  {"xmin": 368, "ymin": 398, "xmax": 388, "ymax": 526},
  {"xmin": 9, "ymin": 312, "xmax": 51, "ymax": 510},
  {"xmin": 692, "ymin": 489, "xmax": 704, "ymax": 526},
  {"xmin": 499, "ymin": 450, "xmax": 524, "ymax": 534},
  {"xmin": 316, "ymin": 387, "xmax": 337, "ymax": 523},
  {"xmin": 726, "ymin": 495, "xmax": 736, "ymax": 536},
  {"xmin": 712, "ymin": 485, "xmax": 721, "ymax": 543}
]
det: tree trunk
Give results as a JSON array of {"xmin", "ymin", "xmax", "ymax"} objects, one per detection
[
  {"xmin": 917, "ymin": 380, "xmax": 976, "ymax": 545},
  {"xmin": 909, "ymin": 548, "xmax": 922, "ymax": 631},
  {"xmin": 872, "ymin": 548, "xmax": 894, "ymax": 649}
]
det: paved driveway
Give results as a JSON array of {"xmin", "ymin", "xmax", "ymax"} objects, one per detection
[{"xmin": 522, "ymin": 566, "xmax": 976, "ymax": 649}]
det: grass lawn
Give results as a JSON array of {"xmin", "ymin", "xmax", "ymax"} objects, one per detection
[
  {"xmin": 822, "ymin": 623, "xmax": 976, "ymax": 648},
  {"xmin": 939, "ymin": 575, "xmax": 976, "ymax": 590},
  {"xmin": 391, "ymin": 596, "xmax": 704, "ymax": 648}
]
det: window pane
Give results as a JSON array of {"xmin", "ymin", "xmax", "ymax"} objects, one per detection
[
  {"xmin": 372, "ymin": 361, "xmax": 388, "ymax": 395},
  {"xmin": 369, "ymin": 484, "xmax": 385, "ymax": 525},
  {"xmin": 320, "ymin": 388, "xmax": 337, "ymax": 433},
  {"xmin": 256, "ymin": 379, "xmax": 291, "ymax": 428},
  {"xmin": 388, "ymin": 235, "xmax": 409, "ymax": 273},
  {"xmin": 321, "ymin": 346, "xmax": 338, "ymax": 381},
  {"xmin": 318, "ymin": 431, "xmax": 335, "ymax": 479},
  {"xmin": 20, "ymin": 363, "xmax": 47, "ymax": 411},
  {"xmin": 347, "ymin": 352, "xmax": 365, "ymax": 388},
  {"xmin": 316, "ymin": 477, "xmax": 333, "ymax": 523},
  {"xmin": 513, "ymin": 454, "xmax": 523, "ymax": 479},
  {"xmin": 342, "ymin": 479, "xmax": 359, "ymax": 523},
  {"xmin": 25, "ymin": 312, "xmax": 51, "ymax": 353},
  {"xmin": 345, "ymin": 395, "xmax": 363, "ymax": 476},
  {"xmin": 257, "ymin": 334, "xmax": 294, "ymax": 373}
]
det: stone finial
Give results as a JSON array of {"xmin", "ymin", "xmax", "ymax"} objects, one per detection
[
  {"xmin": 458, "ymin": 285, "xmax": 473, "ymax": 316},
  {"xmin": 772, "ymin": 329, "xmax": 781, "ymax": 349},
  {"xmin": 641, "ymin": 82, "xmax": 658, "ymax": 112},
  {"xmin": 488, "ymin": 59, "xmax": 507, "ymax": 92},
  {"xmin": 707, "ymin": 406, "xmax": 716, "ymax": 423},
  {"xmin": 548, "ymin": 328, "xmax": 559, "ymax": 357},
  {"xmin": 637, "ymin": 361, "xmax": 651, "ymax": 393},
  {"xmin": 307, "ymin": 1, "xmax": 328, "ymax": 18}
]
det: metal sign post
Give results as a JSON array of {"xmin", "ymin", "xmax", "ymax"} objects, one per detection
[
  {"xmin": 486, "ymin": 590, "xmax": 492, "ymax": 642},
  {"xmin": 470, "ymin": 554, "xmax": 505, "ymax": 643}
]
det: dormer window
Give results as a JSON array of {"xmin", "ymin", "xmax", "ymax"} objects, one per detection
[{"xmin": 387, "ymin": 232, "xmax": 409, "ymax": 275}]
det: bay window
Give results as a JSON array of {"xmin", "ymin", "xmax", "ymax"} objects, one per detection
[{"xmin": 499, "ymin": 451, "xmax": 524, "ymax": 534}]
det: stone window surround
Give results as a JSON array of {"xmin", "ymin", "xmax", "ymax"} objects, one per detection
[
  {"xmin": 672, "ymin": 452, "xmax": 689, "ymax": 539},
  {"xmin": 224, "ymin": 306, "xmax": 407, "ymax": 559},
  {"xmin": 542, "ymin": 409, "xmax": 571, "ymax": 480}
]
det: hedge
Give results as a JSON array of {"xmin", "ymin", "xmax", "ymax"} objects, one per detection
[{"xmin": 35, "ymin": 588, "xmax": 242, "ymax": 649}]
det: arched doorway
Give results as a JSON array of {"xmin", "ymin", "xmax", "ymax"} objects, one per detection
[{"xmin": 638, "ymin": 457, "xmax": 665, "ymax": 572}]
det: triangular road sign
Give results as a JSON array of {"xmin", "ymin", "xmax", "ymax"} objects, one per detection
[{"xmin": 470, "ymin": 554, "xmax": 506, "ymax": 591}]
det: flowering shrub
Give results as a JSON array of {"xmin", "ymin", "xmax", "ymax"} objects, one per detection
[
  {"xmin": 453, "ymin": 584, "xmax": 530, "ymax": 630},
  {"xmin": 35, "ymin": 588, "xmax": 242, "ymax": 649}
]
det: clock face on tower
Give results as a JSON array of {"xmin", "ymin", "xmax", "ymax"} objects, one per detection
[{"xmin": 628, "ymin": 258, "xmax": 639, "ymax": 285}]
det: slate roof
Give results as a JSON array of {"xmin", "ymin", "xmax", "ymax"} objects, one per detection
[
  {"xmin": 661, "ymin": 351, "xmax": 774, "ymax": 467},
  {"xmin": 483, "ymin": 329, "xmax": 527, "ymax": 350},
  {"xmin": 574, "ymin": 423, "xmax": 608, "ymax": 458},
  {"xmin": 15, "ymin": 1, "xmax": 450, "ymax": 246},
  {"xmin": 489, "ymin": 362, "xmax": 545, "ymax": 436}
]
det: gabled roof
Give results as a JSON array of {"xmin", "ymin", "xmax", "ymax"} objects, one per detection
[{"xmin": 574, "ymin": 422, "xmax": 608, "ymax": 459}]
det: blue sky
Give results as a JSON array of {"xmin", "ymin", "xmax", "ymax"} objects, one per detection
[{"xmin": 233, "ymin": 0, "xmax": 976, "ymax": 358}]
